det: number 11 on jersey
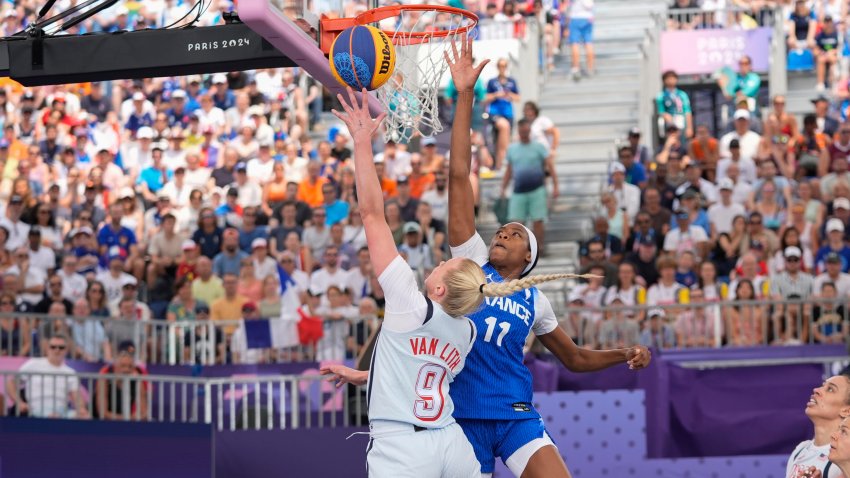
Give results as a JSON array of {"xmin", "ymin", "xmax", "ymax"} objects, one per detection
[{"xmin": 483, "ymin": 316, "xmax": 510, "ymax": 347}]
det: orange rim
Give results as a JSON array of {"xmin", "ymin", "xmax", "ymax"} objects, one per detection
[{"xmin": 320, "ymin": 5, "xmax": 478, "ymax": 51}]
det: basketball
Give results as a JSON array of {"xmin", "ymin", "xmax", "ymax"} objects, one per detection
[{"xmin": 329, "ymin": 25, "xmax": 396, "ymax": 91}]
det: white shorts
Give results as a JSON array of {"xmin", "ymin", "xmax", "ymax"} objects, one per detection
[{"xmin": 366, "ymin": 420, "xmax": 479, "ymax": 478}]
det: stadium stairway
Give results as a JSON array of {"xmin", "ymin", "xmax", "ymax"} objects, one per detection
[
  {"xmin": 785, "ymin": 70, "xmax": 819, "ymax": 121},
  {"xmin": 476, "ymin": 0, "xmax": 667, "ymax": 310}
]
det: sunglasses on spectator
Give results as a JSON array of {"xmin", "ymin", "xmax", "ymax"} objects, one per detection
[
  {"xmin": 588, "ymin": 248, "xmax": 604, "ymax": 254},
  {"xmin": 749, "ymin": 221, "xmax": 762, "ymax": 226},
  {"xmin": 49, "ymin": 345, "xmax": 66, "ymax": 350},
  {"xmin": 786, "ymin": 257, "xmax": 800, "ymax": 262},
  {"xmin": 0, "ymin": 300, "xmax": 13, "ymax": 306}
]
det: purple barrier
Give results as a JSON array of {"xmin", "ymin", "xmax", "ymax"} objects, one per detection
[
  {"xmin": 0, "ymin": 418, "xmax": 212, "ymax": 478},
  {"xmin": 215, "ymin": 427, "xmax": 369, "ymax": 478}
]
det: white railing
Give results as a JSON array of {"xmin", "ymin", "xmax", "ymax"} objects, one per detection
[
  {"xmin": 0, "ymin": 313, "xmax": 380, "ymax": 366},
  {"xmin": 638, "ymin": 12, "xmax": 664, "ymax": 147},
  {"xmin": 1, "ymin": 370, "xmax": 367, "ymax": 430}
]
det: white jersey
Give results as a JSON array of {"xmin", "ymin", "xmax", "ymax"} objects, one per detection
[
  {"xmin": 367, "ymin": 256, "xmax": 476, "ymax": 429},
  {"xmin": 787, "ymin": 440, "xmax": 844, "ymax": 478}
]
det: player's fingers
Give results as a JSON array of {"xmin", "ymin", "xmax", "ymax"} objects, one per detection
[
  {"xmin": 336, "ymin": 94, "xmax": 354, "ymax": 114},
  {"xmin": 443, "ymin": 50, "xmax": 452, "ymax": 66},
  {"xmin": 474, "ymin": 59, "xmax": 490, "ymax": 76},
  {"xmin": 345, "ymin": 86, "xmax": 359, "ymax": 111},
  {"xmin": 330, "ymin": 109, "xmax": 346, "ymax": 121},
  {"xmin": 374, "ymin": 112, "xmax": 387, "ymax": 126},
  {"xmin": 360, "ymin": 87, "xmax": 369, "ymax": 110},
  {"xmin": 449, "ymin": 36, "xmax": 459, "ymax": 62}
]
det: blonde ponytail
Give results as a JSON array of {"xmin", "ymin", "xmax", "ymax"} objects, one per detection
[{"xmin": 481, "ymin": 273, "xmax": 602, "ymax": 298}]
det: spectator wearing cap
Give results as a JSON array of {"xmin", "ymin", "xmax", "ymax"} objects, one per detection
[
  {"xmin": 708, "ymin": 178, "xmax": 747, "ymax": 236},
  {"xmin": 250, "ymin": 237, "xmax": 278, "ymax": 280},
  {"xmin": 177, "ymin": 239, "xmax": 201, "ymax": 281},
  {"xmin": 815, "ymin": 218, "xmax": 850, "ymax": 273},
  {"xmin": 8, "ymin": 244, "xmax": 46, "ymax": 305},
  {"xmin": 656, "ymin": 70, "xmax": 693, "ymax": 139},
  {"xmin": 500, "ymin": 118, "xmax": 556, "ymax": 253},
  {"xmin": 56, "ymin": 255, "xmax": 87, "ymax": 303},
  {"xmin": 398, "ymin": 221, "xmax": 434, "ymax": 272},
  {"xmin": 212, "ymin": 228, "xmax": 248, "ymax": 277},
  {"xmin": 394, "ymin": 176, "xmax": 419, "ymax": 223},
  {"xmin": 812, "ymin": 94, "xmax": 840, "ymax": 137},
  {"xmin": 639, "ymin": 308, "xmax": 677, "ymax": 349},
  {"xmin": 672, "ymin": 189, "xmax": 710, "ymax": 236},
  {"xmin": 608, "ymin": 161, "xmax": 640, "ymax": 221},
  {"xmin": 821, "ymin": 198, "xmax": 850, "ymax": 241},
  {"xmin": 142, "ymin": 193, "xmax": 174, "ymax": 242},
  {"xmin": 814, "ymin": 15, "xmax": 840, "ymax": 91},
  {"xmin": 96, "ymin": 340, "xmax": 149, "ymax": 420},
  {"xmin": 1, "ymin": 193, "xmax": 30, "ymax": 250},
  {"xmin": 616, "ymin": 144, "xmax": 647, "ymax": 188},
  {"xmin": 580, "ymin": 237, "xmax": 619, "ymax": 288},
  {"xmin": 183, "ymin": 151, "xmax": 210, "ymax": 193},
  {"xmin": 421, "ymin": 136, "xmax": 448, "ymax": 174},
  {"xmin": 98, "ymin": 202, "xmax": 140, "ymax": 272},
  {"xmin": 246, "ymin": 140, "xmax": 275, "ymax": 185},
  {"xmin": 791, "ymin": 114, "xmax": 830, "ymax": 178},
  {"xmin": 719, "ymin": 109, "xmax": 761, "ymax": 161},
  {"xmin": 664, "ymin": 208, "xmax": 709, "ymax": 260},
  {"xmin": 230, "ymin": 161, "xmax": 263, "ymax": 209},
  {"xmin": 232, "ymin": 119, "xmax": 260, "ymax": 162},
  {"xmin": 147, "ymin": 213, "xmax": 184, "ymax": 286},
  {"xmin": 687, "ymin": 125, "xmax": 719, "ymax": 182},
  {"xmin": 184, "ymin": 301, "xmax": 224, "ymax": 365},
  {"xmin": 166, "ymin": 89, "xmax": 191, "ymax": 129},
  {"xmin": 211, "ymin": 73, "xmax": 236, "ymax": 111},
  {"xmin": 216, "ymin": 185, "xmax": 243, "ymax": 229},
  {"xmin": 374, "ymin": 140, "xmax": 412, "ymax": 180},
  {"xmin": 814, "ymin": 252, "xmax": 850, "ymax": 297},
  {"xmin": 716, "ymin": 138, "xmax": 757, "ymax": 184},
  {"xmin": 124, "ymin": 91, "xmax": 155, "ymax": 134},
  {"xmin": 122, "ymin": 126, "xmax": 155, "ymax": 178},
  {"xmin": 309, "ymin": 245, "xmax": 348, "ymax": 296},
  {"xmin": 107, "ymin": 274, "xmax": 151, "ymax": 322},
  {"xmin": 770, "ymin": 246, "xmax": 814, "ymax": 343},
  {"xmin": 211, "ymin": 272, "xmax": 248, "ymax": 338},
  {"xmin": 820, "ymin": 155, "xmax": 850, "ymax": 201},
  {"xmin": 97, "ymin": 250, "xmax": 137, "ymax": 304},
  {"xmin": 625, "ymin": 127, "xmax": 651, "ymax": 167}
]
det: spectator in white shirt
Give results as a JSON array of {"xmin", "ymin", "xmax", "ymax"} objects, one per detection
[
  {"xmin": 57, "ymin": 255, "xmax": 88, "ymax": 302},
  {"xmin": 524, "ymin": 101, "xmax": 559, "ymax": 156},
  {"xmin": 231, "ymin": 162, "xmax": 263, "ymax": 208},
  {"xmin": 724, "ymin": 162, "xmax": 754, "ymax": 205},
  {"xmin": 716, "ymin": 138, "xmax": 757, "ymax": 184},
  {"xmin": 25, "ymin": 228, "xmax": 55, "ymax": 275},
  {"xmin": 374, "ymin": 140, "xmax": 412, "ymax": 180},
  {"xmin": 310, "ymin": 245, "xmax": 348, "ymax": 295},
  {"xmin": 664, "ymin": 208, "xmax": 709, "ymax": 260},
  {"xmin": 251, "ymin": 238, "xmax": 278, "ymax": 280},
  {"xmin": 608, "ymin": 162, "xmax": 640, "ymax": 220},
  {"xmin": 708, "ymin": 178, "xmax": 747, "ymax": 236},
  {"xmin": 420, "ymin": 169, "xmax": 449, "ymax": 222},
  {"xmin": 1, "ymin": 194, "xmax": 30, "ymax": 250},
  {"xmin": 719, "ymin": 110, "xmax": 762, "ymax": 161},
  {"xmin": 247, "ymin": 141, "xmax": 276, "ymax": 184}
]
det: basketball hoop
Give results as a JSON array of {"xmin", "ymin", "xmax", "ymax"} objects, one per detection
[{"xmin": 321, "ymin": 5, "xmax": 479, "ymax": 143}]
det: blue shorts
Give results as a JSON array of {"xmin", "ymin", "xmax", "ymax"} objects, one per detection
[
  {"xmin": 456, "ymin": 417, "xmax": 551, "ymax": 474},
  {"xmin": 568, "ymin": 18, "xmax": 594, "ymax": 44}
]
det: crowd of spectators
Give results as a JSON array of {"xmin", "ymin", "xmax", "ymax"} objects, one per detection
[{"xmin": 570, "ymin": 56, "xmax": 850, "ymax": 350}]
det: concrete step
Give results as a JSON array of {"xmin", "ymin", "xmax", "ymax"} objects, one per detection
[
  {"xmin": 541, "ymin": 92, "xmax": 639, "ymax": 108},
  {"xmin": 551, "ymin": 114, "xmax": 637, "ymax": 129},
  {"xmin": 555, "ymin": 121, "xmax": 634, "ymax": 137},
  {"xmin": 558, "ymin": 144, "xmax": 614, "ymax": 162},
  {"xmin": 548, "ymin": 104, "xmax": 638, "ymax": 121}
]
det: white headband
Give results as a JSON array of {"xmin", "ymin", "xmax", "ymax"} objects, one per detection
[{"xmin": 507, "ymin": 222, "xmax": 538, "ymax": 277}]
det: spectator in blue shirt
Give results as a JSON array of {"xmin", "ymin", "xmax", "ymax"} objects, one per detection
[
  {"xmin": 166, "ymin": 89, "xmax": 191, "ymax": 128},
  {"xmin": 618, "ymin": 145, "xmax": 647, "ymax": 188},
  {"xmin": 237, "ymin": 207, "xmax": 268, "ymax": 253},
  {"xmin": 211, "ymin": 74, "xmax": 236, "ymax": 111},
  {"xmin": 97, "ymin": 203, "xmax": 139, "ymax": 273},
  {"xmin": 816, "ymin": 218, "xmax": 850, "ymax": 273},
  {"xmin": 213, "ymin": 228, "xmax": 248, "ymax": 277},
  {"xmin": 814, "ymin": 16, "xmax": 840, "ymax": 91},
  {"xmin": 640, "ymin": 308, "xmax": 677, "ymax": 349},
  {"xmin": 484, "ymin": 58, "xmax": 520, "ymax": 170},
  {"xmin": 321, "ymin": 182, "xmax": 350, "ymax": 226},
  {"xmin": 137, "ymin": 146, "xmax": 172, "ymax": 203}
]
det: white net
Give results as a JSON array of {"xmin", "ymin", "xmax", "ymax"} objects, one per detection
[{"xmin": 373, "ymin": 8, "xmax": 477, "ymax": 144}]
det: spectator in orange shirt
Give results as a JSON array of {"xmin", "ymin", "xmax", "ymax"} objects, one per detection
[
  {"xmin": 792, "ymin": 114, "xmax": 830, "ymax": 177},
  {"xmin": 407, "ymin": 154, "xmax": 434, "ymax": 199},
  {"xmin": 688, "ymin": 125, "xmax": 719, "ymax": 182},
  {"xmin": 375, "ymin": 159, "xmax": 397, "ymax": 199},
  {"xmin": 297, "ymin": 161, "xmax": 328, "ymax": 208}
]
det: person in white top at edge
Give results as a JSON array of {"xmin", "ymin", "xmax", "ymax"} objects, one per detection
[
  {"xmin": 786, "ymin": 373, "xmax": 850, "ymax": 478},
  {"xmin": 318, "ymin": 81, "xmax": 575, "ymax": 476}
]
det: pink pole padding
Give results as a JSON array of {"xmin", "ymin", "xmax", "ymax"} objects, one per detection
[{"xmin": 238, "ymin": 0, "xmax": 384, "ymax": 116}]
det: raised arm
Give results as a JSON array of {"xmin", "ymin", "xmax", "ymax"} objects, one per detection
[
  {"xmin": 446, "ymin": 34, "xmax": 489, "ymax": 247},
  {"xmin": 331, "ymin": 88, "xmax": 394, "ymax": 276}
]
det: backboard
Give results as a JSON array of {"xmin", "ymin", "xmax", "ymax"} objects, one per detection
[{"xmin": 238, "ymin": 0, "xmax": 384, "ymax": 114}]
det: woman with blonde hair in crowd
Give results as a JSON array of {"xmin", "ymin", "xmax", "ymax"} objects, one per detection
[
  {"xmin": 604, "ymin": 262, "xmax": 645, "ymax": 322},
  {"xmin": 782, "ymin": 201, "xmax": 819, "ymax": 259},
  {"xmin": 600, "ymin": 192, "xmax": 629, "ymax": 241}
]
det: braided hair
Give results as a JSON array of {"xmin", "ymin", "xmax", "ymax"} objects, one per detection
[{"xmin": 481, "ymin": 273, "xmax": 601, "ymax": 298}]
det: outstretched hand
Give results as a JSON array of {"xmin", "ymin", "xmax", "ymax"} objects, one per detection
[
  {"xmin": 625, "ymin": 345, "xmax": 651, "ymax": 370},
  {"xmin": 320, "ymin": 364, "xmax": 369, "ymax": 388},
  {"xmin": 331, "ymin": 87, "xmax": 386, "ymax": 140},
  {"xmin": 444, "ymin": 32, "xmax": 489, "ymax": 92}
]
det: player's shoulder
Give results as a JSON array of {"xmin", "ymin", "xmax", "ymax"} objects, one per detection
[{"xmin": 788, "ymin": 439, "xmax": 812, "ymax": 460}]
